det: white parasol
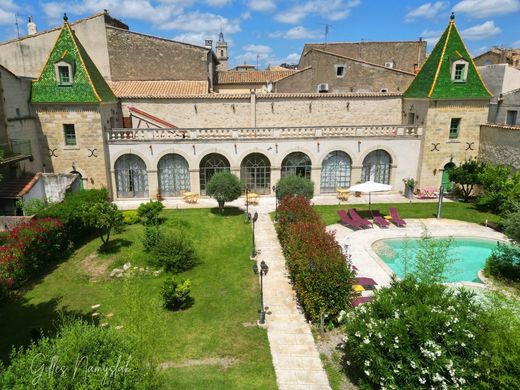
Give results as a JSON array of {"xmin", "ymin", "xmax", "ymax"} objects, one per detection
[{"xmin": 348, "ymin": 181, "xmax": 392, "ymax": 210}]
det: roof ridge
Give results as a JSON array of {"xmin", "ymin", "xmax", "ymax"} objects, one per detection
[
  {"xmin": 428, "ymin": 20, "xmax": 453, "ymax": 97},
  {"xmin": 273, "ymin": 66, "xmax": 312, "ymax": 82}
]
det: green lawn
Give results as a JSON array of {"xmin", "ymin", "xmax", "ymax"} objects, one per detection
[
  {"xmin": 314, "ymin": 201, "xmax": 500, "ymax": 226},
  {"xmin": 0, "ymin": 208, "xmax": 276, "ymax": 389}
]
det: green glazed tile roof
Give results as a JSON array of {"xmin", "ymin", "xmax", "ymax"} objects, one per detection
[
  {"xmin": 31, "ymin": 22, "xmax": 116, "ymax": 103},
  {"xmin": 404, "ymin": 15, "xmax": 491, "ymax": 99}
]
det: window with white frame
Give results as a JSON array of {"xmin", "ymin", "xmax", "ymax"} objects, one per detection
[
  {"xmin": 451, "ymin": 59, "xmax": 468, "ymax": 82},
  {"xmin": 55, "ymin": 60, "xmax": 74, "ymax": 86},
  {"xmin": 335, "ymin": 65, "xmax": 345, "ymax": 78}
]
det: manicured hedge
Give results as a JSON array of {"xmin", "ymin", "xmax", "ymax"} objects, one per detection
[
  {"xmin": 0, "ymin": 218, "xmax": 68, "ymax": 301},
  {"xmin": 276, "ymin": 196, "xmax": 355, "ymax": 323}
]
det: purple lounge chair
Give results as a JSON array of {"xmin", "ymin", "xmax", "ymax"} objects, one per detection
[
  {"xmin": 348, "ymin": 209, "xmax": 373, "ymax": 228},
  {"xmin": 352, "ymin": 296, "xmax": 373, "ymax": 307},
  {"xmin": 337, "ymin": 210, "xmax": 363, "ymax": 230},
  {"xmin": 356, "ymin": 277, "xmax": 378, "ymax": 290},
  {"xmin": 371, "ymin": 210, "xmax": 390, "ymax": 228},
  {"xmin": 389, "ymin": 207, "xmax": 407, "ymax": 227}
]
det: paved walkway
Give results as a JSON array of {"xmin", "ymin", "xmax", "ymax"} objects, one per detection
[{"xmin": 254, "ymin": 211, "xmax": 331, "ymax": 390}]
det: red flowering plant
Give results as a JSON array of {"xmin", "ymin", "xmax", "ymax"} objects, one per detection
[
  {"xmin": 276, "ymin": 196, "xmax": 355, "ymax": 323},
  {"xmin": 0, "ymin": 218, "xmax": 68, "ymax": 301}
]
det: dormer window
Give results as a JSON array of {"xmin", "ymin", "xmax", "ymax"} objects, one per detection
[
  {"xmin": 55, "ymin": 60, "xmax": 74, "ymax": 86},
  {"xmin": 451, "ymin": 59, "xmax": 468, "ymax": 82}
]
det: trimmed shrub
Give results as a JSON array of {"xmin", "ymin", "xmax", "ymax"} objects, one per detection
[
  {"xmin": 0, "ymin": 319, "xmax": 159, "ymax": 388},
  {"xmin": 206, "ymin": 171, "xmax": 242, "ymax": 214},
  {"xmin": 122, "ymin": 210, "xmax": 140, "ymax": 225},
  {"xmin": 342, "ymin": 277, "xmax": 486, "ymax": 389},
  {"xmin": 137, "ymin": 200, "xmax": 164, "ymax": 225},
  {"xmin": 484, "ymin": 242, "xmax": 520, "ymax": 281},
  {"xmin": 83, "ymin": 201, "xmax": 124, "ymax": 246},
  {"xmin": 150, "ymin": 231, "xmax": 198, "ymax": 272},
  {"xmin": 36, "ymin": 189, "xmax": 108, "ymax": 243},
  {"xmin": 0, "ymin": 218, "xmax": 68, "ymax": 298},
  {"xmin": 161, "ymin": 278, "xmax": 192, "ymax": 311},
  {"xmin": 276, "ymin": 196, "xmax": 355, "ymax": 323},
  {"xmin": 276, "ymin": 175, "xmax": 314, "ymax": 200},
  {"xmin": 143, "ymin": 226, "xmax": 162, "ymax": 252}
]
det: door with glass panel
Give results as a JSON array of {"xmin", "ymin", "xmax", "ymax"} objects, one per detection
[
  {"xmin": 241, "ymin": 153, "xmax": 271, "ymax": 194},
  {"xmin": 281, "ymin": 152, "xmax": 311, "ymax": 180},
  {"xmin": 320, "ymin": 151, "xmax": 352, "ymax": 193},
  {"xmin": 199, "ymin": 153, "xmax": 230, "ymax": 195},
  {"xmin": 158, "ymin": 154, "xmax": 190, "ymax": 196},
  {"xmin": 115, "ymin": 154, "xmax": 148, "ymax": 198},
  {"xmin": 361, "ymin": 150, "xmax": 391, "ymax": 184}
]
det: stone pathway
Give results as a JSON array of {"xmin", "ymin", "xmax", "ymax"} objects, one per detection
[{"xmin": 254, "ymin": 211, "xmax": 331, "ymax": 390}]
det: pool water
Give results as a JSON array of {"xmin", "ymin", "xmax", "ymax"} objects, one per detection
[{"xmin": 374, "ymin": 237, "xmax": 500, "ymax": 283}]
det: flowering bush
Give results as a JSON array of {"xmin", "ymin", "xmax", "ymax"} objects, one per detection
[
  {"xmin": 0, "ymin": 218, "xmax": 68, "ymax": 300},
  {"xmin": 277, "ymin": 196, "xmax": 355, "ymax": 323},
  {"xmin": 342, "ymin": 277, "xmax": 486, "ymax": 389}
]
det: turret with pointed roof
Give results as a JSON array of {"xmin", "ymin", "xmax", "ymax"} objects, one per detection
[
  {"xmin": 31, "ymin": 14, "xmax": 116, "ymax": 103},
  {"xmin": 404, "ymin": 13, "xmax": 491, "ymax": 99}
]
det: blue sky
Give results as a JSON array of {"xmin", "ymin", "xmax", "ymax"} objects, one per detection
[{"xmin": 1, "ymin": 0, "xmax": 519, "ymax": 69}]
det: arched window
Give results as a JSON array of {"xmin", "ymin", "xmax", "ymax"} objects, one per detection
[
  {"xmin": 241, "ymin": 153, "xmax": 271, "ymax": 194},
  {"xmin": 158, "ymin": 154, "xmax": 190, "ymax": 197},
  {"xmin": 115, "ymin": 154, "xmax": 148, "ymax": 198},
  {"xmin": 199, "ymin": 153, "xmax": 230, "ymax": 195},
  {"xmin": 281, "ymin": 152, "xmax": 311, "ymax": 180},
  {"xmin": 320, "ymin": 151, "xmax": 352, "ymax": 193},
  {"xmin": 362, "ymin": 150, "xmax": 391, "ymax": 184}
]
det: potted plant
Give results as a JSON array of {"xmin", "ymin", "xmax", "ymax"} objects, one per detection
[
  {"xmin": 402, "ymin": 178, "xmax": 416, "ymax": 199},
  {"xmin": 156, "ymin": 189, "xmax": 163, "ymax": 201}
]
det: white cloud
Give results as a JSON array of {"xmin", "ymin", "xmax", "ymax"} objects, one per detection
[
  {"xmin": 161, "ymin": 11, "xmax": 241, "ymax": 34},
  {"xmin": 269, "ymin": 26, "xmax": 323, "ymax": 40},
  {"xmin": 461, "ymin": 20, "xmax": 501, "ymax": 40},
  {"xmin": 173, "ymin": 32, "xmax": 207, "ymax": 45},
  {"xmin": 512, "ymin": 39, "xmax": 520, "ymax": 47},
  {"xmin": 405, "ymin": 2, "xmax": 447, "ymax": 21},
  {"xmin": 275, "ymin": 0, "xmax": 360, "ymax": 24},
  {"xmin": 420, "ymin": 28, "xmax": 442, "ymax": 48},
  {"xmin": 205, "ymin": 0, "xmax": 231, "ymax": 7},
  {"xmin": 453, "ymin": 0, "xmax": 520, "ymax": 18},
  {"xmin": 243, "ymin": 44, "xmax": 272, "ymax": 54},
  {"xmin": 284, "ymin": 52, "xmax": 300, "ymax": 63},
  {"xmin": 0, "ymin": 8, "xmax": 14, "ymax": 25},
  {"xmin": 248, "ymin": 0, "xmax": 276, "ymax": 12}
]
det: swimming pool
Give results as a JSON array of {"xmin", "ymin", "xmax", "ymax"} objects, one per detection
[{"xmin": 373, "ymin": 237, "xmax": 500, "ymax": 283}]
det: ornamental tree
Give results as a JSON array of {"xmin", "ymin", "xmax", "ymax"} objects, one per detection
[
  {"xmin": 83, "ymin": 201, "xmax": 124, "ymax": 246},
  {"xmin": 449, "ymin": 159, "xmax": 485, "ymax": 202},
  {"xmin": 276, "ymin": 175, "xmax": 314, "ymax": 200},
  {"xmin": 206, "ymin": 171, "xmax": 242, "ymax": 214}
]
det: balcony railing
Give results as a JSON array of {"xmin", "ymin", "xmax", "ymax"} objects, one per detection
[
  {"xmin": 0, "ymin": 139, "xmax": 32, "ymax": 164},
  {"xmin": 107, "ymin": 125, "xmax": 422, "ymax": 142}
]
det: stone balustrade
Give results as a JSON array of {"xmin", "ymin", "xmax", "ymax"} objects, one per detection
[{"xmin": 107, "ymin": 125, "xmax": 421, "ymax": 142}]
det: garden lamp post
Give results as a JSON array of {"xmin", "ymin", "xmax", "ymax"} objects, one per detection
[
  {"xmin": 253, "ymin": 260, "xmax": 269, "ymax": 324},
  {"xmin": 251, "ymin": 211, "xmax": 258, "ymax": 259},
  {"xmin": 272, "ymin": 185, "xmax": 279, "ymax": 220}
]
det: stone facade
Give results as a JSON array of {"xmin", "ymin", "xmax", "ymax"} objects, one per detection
[
  {"xmin": 287, "ymin": 50, "xmax": 415, "ymax": 93},
  {"xmin": 34, "ymin": 103, "xmax": 118, "ymax": 193},
  {"xmin": 120, "ymin": 93, "xmax": 403, "ymax": 129},
  {"xmin": 403, "ymin": 99, "xmax": 489, "ymax": 188},
  {"xmin": 479, "ymin": 124, "xmax": 520, "ymax": 170},
  {"xmin": 474, "ymin": 48, "xmax": 520, "ymax": 70}
]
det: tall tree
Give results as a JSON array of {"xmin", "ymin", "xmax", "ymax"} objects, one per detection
[{"xmin": 449, "ymin": 159, "xmax": 485, "ymax": 202}]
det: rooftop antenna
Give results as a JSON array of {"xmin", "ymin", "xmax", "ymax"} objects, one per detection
[
  {"xmin": 256, "ymin": 54, "xmax": 259, "ymax": 69},
  {"xmin": 15, "ymin": 13, "xmax": 20, "ymax": 38},
  {"xmin": 324, "ymin": 24, "xmax": 331, "ymax": 44}
]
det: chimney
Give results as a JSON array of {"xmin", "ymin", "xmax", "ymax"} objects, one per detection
[
  {"xmin": 28, "ymin": 16, "xmax": 37, "ymax": 35},
  {"xmin": 205, "ymin": 39, "xmax": 213, "ymax": 49}
]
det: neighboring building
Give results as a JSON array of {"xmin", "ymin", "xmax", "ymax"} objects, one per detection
[
  {"xmin": 403, "ymin": 13, "xmax": 491, "ymax": 191},
  {"xmin": 216, "ymin": 69, "xmax": 298, "ymax": 94},
  {"xmin": 474, "ymin": 48, "xmax": 520, "ymax": 69},
  {"xmin": 215, "ymin": 32, "xmax": 228, "ymax": 71},
  {"xmin": 478, "ymin": 64, "xmax": 520, "ymax": 124}
]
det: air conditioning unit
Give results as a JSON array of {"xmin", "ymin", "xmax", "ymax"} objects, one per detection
[
  {"xmin": 318, "ymin": 83, "xmax": 329, "ymax": 93},
  {"xmin": 384, "ymin": 61, "xmax": 394, "ymax": 69}
]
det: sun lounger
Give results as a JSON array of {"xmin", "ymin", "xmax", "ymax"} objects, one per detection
[
  {"xmin": 389, "ymin": 207, "xmax": 407, "ymax": 227},
  {"xmin": 417, "ymin": 187, "xmax": 438, "ymax": 199},
  {"xmin": 356, "ymin": 277, "xmax": 378, "ymax": 290},
  {"xmin": 337, "ymin": 210, "xmax": 363, "ymax": 230},
  {"xmin": 352, "ymin": 296, "xmax": 373, "ymax": 307},
  {"xmin": 371, "ymin": 210, "xmax": 390, "ymax": 228},
  {"xmin": 348, "ymin": 209, "xmax": 373, "ymax": 228}
]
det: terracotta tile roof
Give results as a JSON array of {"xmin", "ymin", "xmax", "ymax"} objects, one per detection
[
  {"xmin": 0, "ymin": 173, "xmax": 41, "ymax": 199},
  {"xmin": 108, "ymin": 80, "xmax": 209, "ymax": 98},
  {"xmin": 217, "ymin": 70, "xmax": 298, "ymax": 84}
]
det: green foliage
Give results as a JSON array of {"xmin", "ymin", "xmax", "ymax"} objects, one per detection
[
  {"xmin": 15, "ymin": 198, "xmax": 48, "ymax": 216},
  {"xmin": 83, "ymin": 201, "xmax": 124, "ymax": 246},
  {"xmin": 407, "ymin": 229, "xmax": 457, "ymax": 284},
  {"xmin": 484, "ymin": 242, "xmax": 520, "ymax": 281},
  {"xmin": 206, "ymin": 171, "xmax": 242, "ymax": 214},
  {"xmin": 36, "ymin": 189, "xmax": 108, "ymax": 243},
  {"xmin": 142, "ymin": 226, "xmax": 162, "ymax": 252},
  {"xmin": 502, "ymin": 206, "xmax": 520, "ymax": 244},
  {"xmin": 122, "ymin": 210, "xmax": 139, "ymax": 225},
  {"xmin": 276, "ymin": 175, "xmax": 314, "ymax": 200},
  {"xmin": 137, "ymin": 200, "xmax": 164, "ymax": 225},
  {"xmin": 150, "ymin": 230, "xmax": 198, "ymax": 272},
  {"xmin": 402, "ymin": 177, "xmax": 416, "ymax": 189},
  {"xmin": 0, "ymin": 318, "xmax": 158, "ymax": 389},
  {"xmin": 161, "ymin": 278, "xmax": 192, "ymax": 311},
  {"xmin": 476, "ymin": 164, "xmax": 520, "ymax": 214},
  {"xmin": 277, "ymin": 196, "xmax": 355, "ymax": 323},
  {"xmin": 342, "ymin": 277, "xmax": 486, "ymax": 389},
  {"xmin": 449, "ymin": 159, "xmax": 485, "ymax": 202}
]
